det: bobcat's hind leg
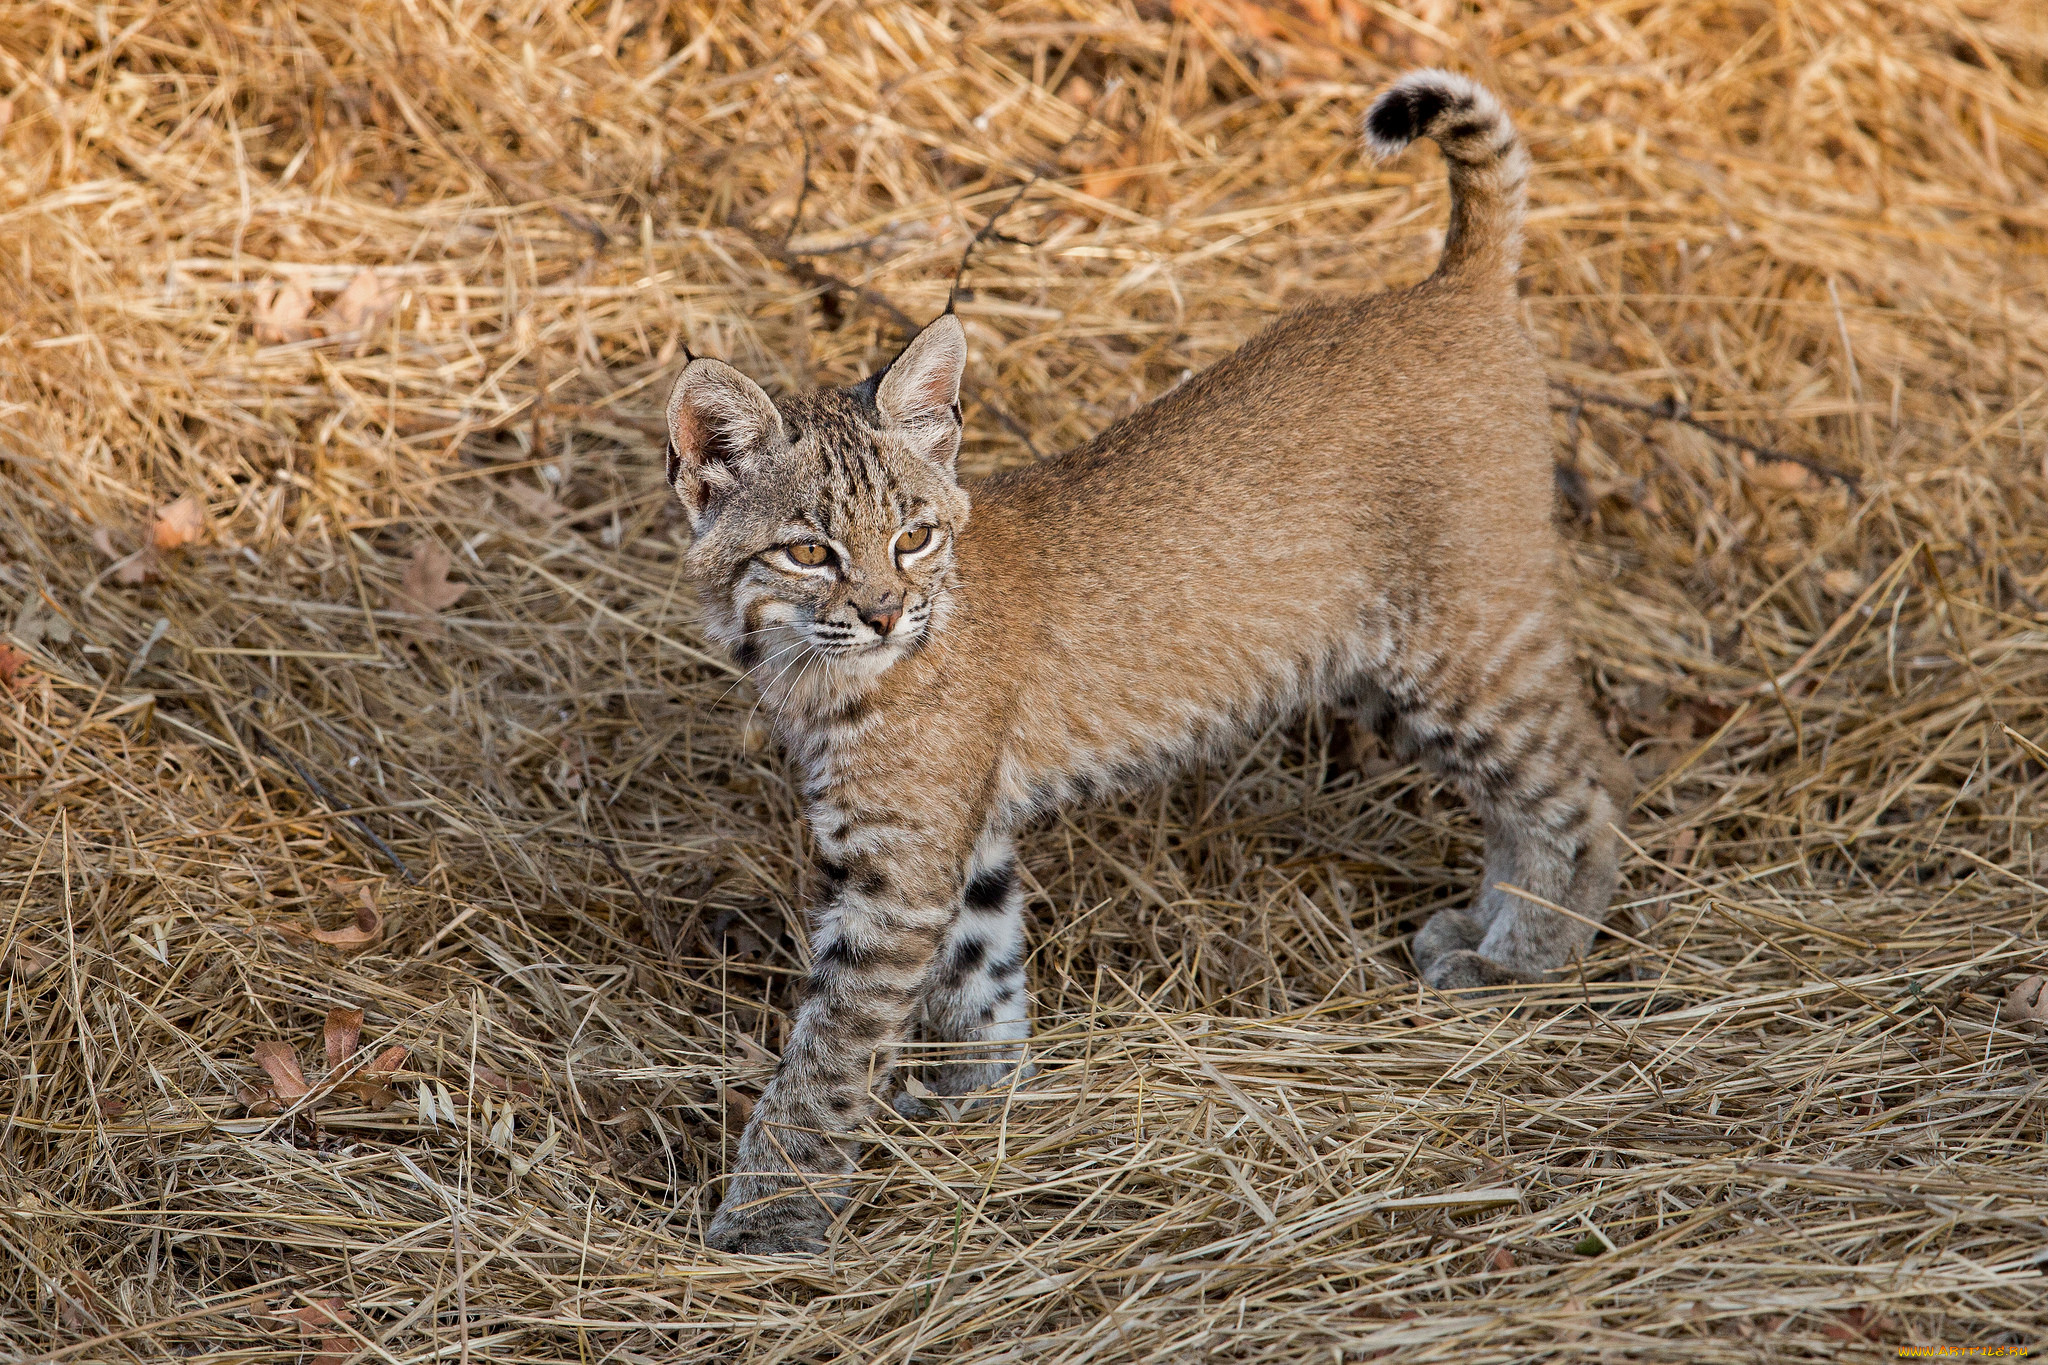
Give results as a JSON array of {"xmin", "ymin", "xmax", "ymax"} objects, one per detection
[
  {"xmin": 892, "ymin": 836, "xmax": 1034, "ymax": 1117},
  {"xmin": 1378, "ymin": 635, "xmax": 1631, "ymax": 993}
]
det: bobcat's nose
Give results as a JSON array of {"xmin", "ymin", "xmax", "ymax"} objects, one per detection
[{"xmin": 857, "ymin": 599, "xmax": 903, "ymax": 638}]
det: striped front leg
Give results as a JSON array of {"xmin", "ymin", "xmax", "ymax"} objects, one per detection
[
  {"xmin": 894, "ymin": 833, "xmax": 1034, "ymax": 1115},
  {"xmin": 705, "ymin": 840, "xmax": 958, "ymax": 1255}
]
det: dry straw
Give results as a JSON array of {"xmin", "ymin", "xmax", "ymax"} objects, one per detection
[{"xmin": 3, "ymin": 0, "xmax": 2047, "ymax": 1360}]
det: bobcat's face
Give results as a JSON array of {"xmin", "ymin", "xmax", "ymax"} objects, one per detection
[{"xmin": 665, "ymin": 316, "xmax": 971, "ymax": 696}]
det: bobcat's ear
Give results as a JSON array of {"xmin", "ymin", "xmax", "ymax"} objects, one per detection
[
  {"xmin": 664, "ymin": 359, "xmax": 786, "ymax": 526},
  {"xmin": 873, "ymin": 314, "xmax": 966, "ymax": 473}
]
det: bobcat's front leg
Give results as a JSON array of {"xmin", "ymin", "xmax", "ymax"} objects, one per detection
[{"xmin": 705, "ymin": 838, "xmax": 960, "ymax": 1255}]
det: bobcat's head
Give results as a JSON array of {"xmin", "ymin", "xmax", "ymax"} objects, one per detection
[{"xmin": 664, "ymin": 315, "xmax": 971, "ymax": 705}]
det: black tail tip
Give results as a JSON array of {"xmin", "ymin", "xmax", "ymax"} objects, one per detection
[
  {"xmin": 1364, "ymin": 84, "xmax": 1449, "ymax": 151},
  {"xmin": 1363, "ymin": 70, "xmax": 1490, "ymax": 159}
]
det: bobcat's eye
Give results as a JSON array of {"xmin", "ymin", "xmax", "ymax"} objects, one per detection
[
  {"xmin": 786, "ymin": 542, "xmax": 830, "ymax": 567},
  {"xmin": 894, "ymin": 527, "xmax": 933, "ymax": 557}
]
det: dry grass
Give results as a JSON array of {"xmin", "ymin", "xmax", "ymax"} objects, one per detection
[{"xmin": 4, "ymin": 0, "xmax": 2048, "ymax": 1359}]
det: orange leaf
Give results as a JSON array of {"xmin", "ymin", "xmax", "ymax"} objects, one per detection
[
  {"xmin": 0, "ymin": 644, "xmax": 29, "ymax": 695},
  {"xmin": 310, "ymin": 890, "xmax": 382, "ymax": 947},
  {"xmin": 254, "ymin": 277, "xmax": 315, "ymax": 343},
  {"xmin": 2009, "ymin": 974, "xmax": 2048, "ymax": 1024},
  {"xmin": 1740, "ymin": 449, "xmax": 1817, "ymax": 492},
  {"xmin": 326, "ymin": 269, "xmax": 397, "ymax": 334},
  {"xmin": 152, "ymin": 495, "xmax": 207, "ymax": 551},
  {"xmin": 253, "ymin": 1041, "xmax": 311, "ymax": 1099},
  {"xmin": 475, "ymin": 1065, "xmax": 535, "ymax": 1097},
  {"xmin": 92, "ymin": 527, "xmax": 161, "ymax": 584},
  {"xmin": 237, "ymin": 1086, "xmax": 281, "ymax": 1116},
  {"xmin": 364, "ymin": 1043, "xmax": 409, "ymax": 1075},
  {"xmin": 340, "ymin": 1082, "xmax": 401, "ymax": 1110},
  {"xmin": 396, "ymin": 542, "xmax": 468, "ymax": 625},
  {"xmin": 323, "ymin": 1007, "xmax": 364, "ymax": 1071},
  {"xmin": 272, "ymin": 1297, "xmax": 353, "ymax": 1337}
]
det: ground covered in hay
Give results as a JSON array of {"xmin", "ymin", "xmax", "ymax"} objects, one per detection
[{"xmin": 3, "ymin": 0, "xmax": 2047, "ymax": 1360}]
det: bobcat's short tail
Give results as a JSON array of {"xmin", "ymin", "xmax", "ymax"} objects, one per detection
[{"xmin": 1363, "ymin": 70, "xmax": 1528, "ymax": 289}]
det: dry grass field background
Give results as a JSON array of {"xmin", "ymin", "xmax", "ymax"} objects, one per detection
[{"xmin": 3, "ymin": 0, "xmax": 2047, "ymax": 1359}]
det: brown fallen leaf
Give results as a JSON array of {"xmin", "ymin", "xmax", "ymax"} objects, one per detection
[
  {"xmin": 253, "ymin": 277, "xmax": 315, "ymax": 343},
  {"xmin": 152, "ymin": 495, "xmax": 207, "ymax": 551},
  {"xmin": 5, "ymin": 940, "xmax": 54, "ymax": 979},
  {"xmin": 253, "ymin": 1041, "xmax": 312, "ymax": 1099},
  {"xmin": 1489, "ymin": 1245, "xmax": 1518, "ymax": 1272},
  {"xmin": 271, "ymin": 1297, "xmax": 355, "ymax": 1365},
  {"xmin": 309, "ymin": 888, "xmax": 382, "ymax": 947},
  {"xmin": 92, "ymin": 527, "xmax": 161, "ymax": 585},
  {"xmin": 2009, "ymin": 974, "xmax": 2048, "ymax": 1024},
  {"xmin": 474, "ymin": 1065, "xmax": 536, "ymax": 1097},
  {"xmin": 0, "ymin": 643, "xmax": 29, "ymax": 695},
  {"xmin": 323, "ymin": 1007, "xmax": 364, "ymax": 1071},
  {"xmin": 395, "ymin": 542, "xmax": 468, "ymax": 630},
  {"xmin": 1821, "ymin": 567, "xmax": 1865, "ymax": 598},
  {"xmin": 1823, "ymin": 1306, "xmax": 1891, "ymax": 1342},
  {"xmin": 237, "ymin": 1085, "xmax": 282, "ymax": 1117},
  {"xmin": 326, "ymin": 268, "xmax": 397, "ymax": 335},
  {"xmin": 1740, "ymin": 449, "xmax": 1818, "ymax": 492},
  {"xmin": 365, "ymin": 1043, "xmax": 408, "ymax": 1075},
  {"xmin": 338, "ymin": 1042, "xmax": 410, "ymax": 1108},
  {"xmin": 500, "ymin": 481, "xmax": 568, "ymax": 520}
]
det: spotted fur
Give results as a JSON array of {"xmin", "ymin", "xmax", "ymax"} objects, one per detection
[{"xmin": 670, "ymin": 70, "xmax": 1629, "ymax": 1255}]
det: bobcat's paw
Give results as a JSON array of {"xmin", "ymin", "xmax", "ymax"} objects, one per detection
[
  {"xmin": 892, "ymin": 1060, "xmax": 1038, "ymax": 1120},
  {"xmin": 705, "ymin": 1184, "xmax": 833, "ymax": 1256},
  {"xmin": 1421, "ymin": 949, "xmax": 1531, "ymax": 995}
]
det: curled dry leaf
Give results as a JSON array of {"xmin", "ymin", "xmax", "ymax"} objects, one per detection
[
  {"xmin": 91, "ymin": 526, "xmax": 161, "ymax": 585},
  {"xmin": 338, "ymin": 1044, "xmax": 409, "ymax": 1110},
  {"xmin": 237, "ymin": 1085, "xmax": 281, "ymax": 1117},
  {"xmin": 309, "ymin": 888, "xmax": 381, "ymax": 947},
  {"xmin": 2008, "ymin": 974, "xmax": 2048, "ymax": 1024},
  {"xmin": 5, "ymin": 940, "xmax": 55, "ymax": 980},
  {"xmin": 365, "ymin": 1043, "xmax": 408, "ymax": 1075},
  {"xmin": 326, "ymin": 269, "xmax": 397, "ymax": 334},
  {"xmin": 0, "ymin": 643, "xmax": 30, "ymax": 695},
  {"xmin": 1740, "ymin": 448, "xmax": 1819, "ymax": 492},
  {"xmin": 395, "ymin": 541, "xmax": 468, "ymax": 631},
  {"xmin": 271, "ymin": 1297, "xmax": 355, "ymax": 1365},
  {"xmin": 151, "ymin": 495, "xmax": 206, "ymax": 551},
  {"xmin": 322, "ymin": 1007, "xmax": 364, "ymax": 1071},
  {"xmin": 253, "ymin": 1040, "xmax": 312, "ymax": 1099},
  {"xmin": 253, "ymin": 277, "xmax": 315, "ymax": 343},
  {"xmin": 500, "ymin": 481, "xmax": 567, "ymax": 520},
  {"xmin": 1822, "ymin": 567, "xmax": 1865, "ymax": 598},
  {"xmin": 474, "ymin": 1065, "xmax": 536, "ymax": 1097}
]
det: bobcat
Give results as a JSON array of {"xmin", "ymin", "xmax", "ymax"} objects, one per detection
[{"xmin": 666, "ymin": 70, "xmax": 1631, "ymax": 1254}]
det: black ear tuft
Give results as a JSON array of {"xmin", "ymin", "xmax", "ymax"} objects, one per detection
[{"xmin": 846, "ymin": 366, "xmax": 887, "ymax": 420}]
